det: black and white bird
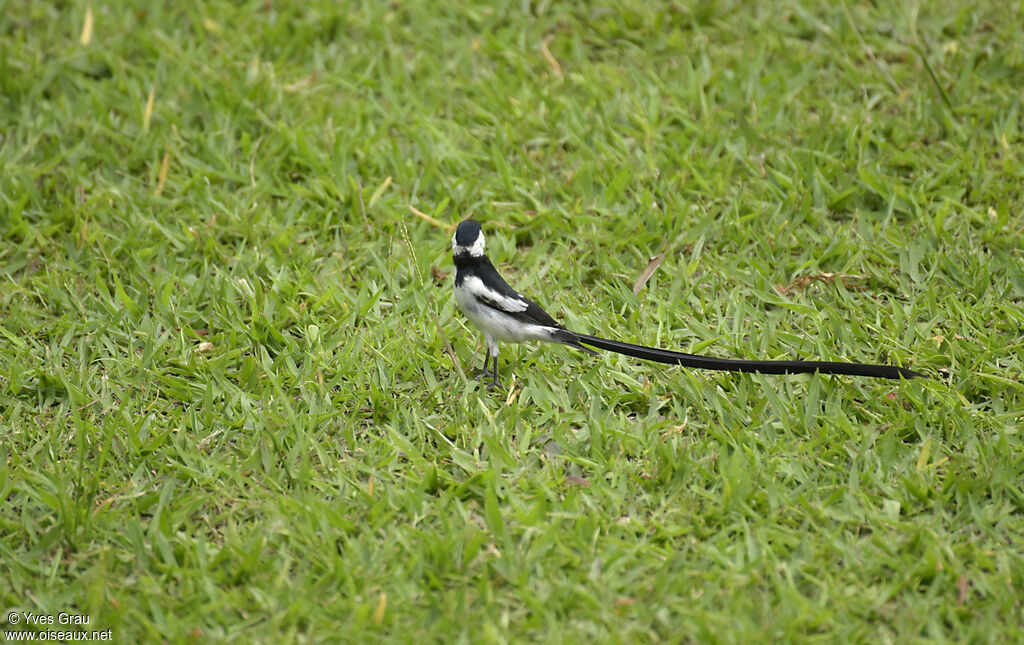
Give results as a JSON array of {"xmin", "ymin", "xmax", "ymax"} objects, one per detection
[{"xmin": 451, "ymin": 219, "xmax": 923, "ymax": 388}]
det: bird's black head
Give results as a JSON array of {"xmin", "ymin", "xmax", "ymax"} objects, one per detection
[
  {"xmin": 455, "ymin": 220, "xmax": 482, "ymax": 246},
  {"xmin": 452, "ymin": 219, "xmax": 485, "ymax": 258}
]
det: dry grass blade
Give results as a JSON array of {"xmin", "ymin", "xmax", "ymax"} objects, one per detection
[
  {"xmin": 80, "ymin": 6, "xmax": 94, "ymax": 45},
  {"xmin": 368, "ymin": 176, "xmax": 392, "ymax": 208},
  {"xmin": 143, "ymin": 87, "xmax": 155, "ymax": 132},
  {"xmin": 633, "ymin": 251, "xmax": 667, "ymax": 295},
  {"xmin": 409, "ymin": 205, "xmax": 455, "ymax": 232},
  {"xmin": 957, "ymin": 575, "xmax": 970, "ymax": 606},
  {"xmin": 154, "ymin": 149, "xmax": 170, "ymax": 196},
  {"xmin": 540, "ymin": 36, "xmax": 563, "ymax": 78},
  {"xmin": 778, "ymin": 272, "xmax": 868, "ymax": 295}
]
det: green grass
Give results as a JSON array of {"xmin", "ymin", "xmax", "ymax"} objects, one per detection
[{"xmin": 2, "ymin": 0, "xmax": 1024, "ymax": 642}]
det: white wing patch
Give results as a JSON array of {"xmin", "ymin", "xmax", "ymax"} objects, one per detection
[{"xmin": 462, "ymin": 275, "xmax": 528, "ymax": 313}]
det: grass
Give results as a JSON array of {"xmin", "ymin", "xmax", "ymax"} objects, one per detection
[{"xmin": 2, "ymin": 0, "xmax": 1024, "ymax": 642}]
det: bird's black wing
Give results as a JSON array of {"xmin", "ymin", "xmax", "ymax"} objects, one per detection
[
  {"xmin": 515, "ymin": 295, "xmax": 564, "ymax": 328},
  {"xmin": 474, "ymin": 258, "xmax": 565, "ymax": 328}
]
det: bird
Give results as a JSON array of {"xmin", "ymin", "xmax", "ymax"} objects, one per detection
[{"xmin": 451, "ymin": 219, "xmax": 923, "ymax": 388}]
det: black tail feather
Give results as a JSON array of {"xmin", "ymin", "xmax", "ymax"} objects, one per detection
[
  {"xmin": 573, "ymin": 333, "xmax": 923, "ymax": 380},
  {"xmin": 550, "ymin": 328, "xmax": 600, "ymax": 355}
]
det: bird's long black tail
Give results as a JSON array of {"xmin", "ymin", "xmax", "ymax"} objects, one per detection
[{"xmin": 573, "ymin": 333, "xmax": 923, "ymax": 380}]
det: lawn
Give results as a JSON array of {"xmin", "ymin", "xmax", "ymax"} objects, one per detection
[{"xmin": 2, "ymin": 0, "xmax": 1023, "ymax": 642}]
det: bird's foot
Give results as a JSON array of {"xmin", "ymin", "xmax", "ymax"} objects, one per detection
[
  {"xmin": 475, "ymin": 370, "xmax": 501, "ymax": 389},
  {"xmin": 475, "ymin": 368, "xmax": 493, "ymax": 381}
]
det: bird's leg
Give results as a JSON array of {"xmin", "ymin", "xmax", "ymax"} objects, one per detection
[
  {"xmin": 476, "ymin": 350, "xmax": 494, "ymax": 381},
  {"xmin": 488, "ymin": 352, "xmax": 501, "ymax": 389}
]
